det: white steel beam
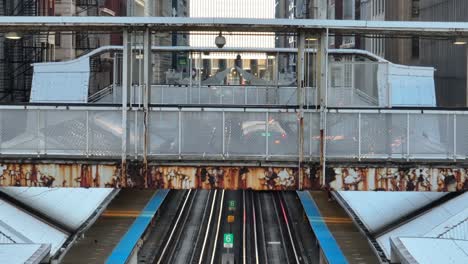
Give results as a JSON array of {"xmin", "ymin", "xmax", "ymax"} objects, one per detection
[
  {"xmin": 143, "ymin": 28, "xmax": 152, "ymax": 184},
  {"xmin": 121, "ymin": 30, "xmax": 132, "ymax": 178},
  {"xmin": 1, "ymin": 17, "xmax": 468, "ymax": 37},
  {"xmin": 297, "ymin": 30, "xmax": 305, "ymax": 190}
]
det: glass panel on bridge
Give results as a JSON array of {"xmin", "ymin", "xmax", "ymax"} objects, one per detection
[
  {"xmin": 149, "ymin": 111, "xmax": 179, "ymax": 155},
  {"xmin": 181, "ymin": 111, "xmax": 223, "ymax": 155},
  {"xmin": 360, "ymin": 113, "xmax": 407, "ymax": 158}
]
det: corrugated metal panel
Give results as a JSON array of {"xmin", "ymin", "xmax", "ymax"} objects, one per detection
[
  {"xmin": 30, "ymin": 57, "xmax": 90, "ymax": 103},
  {"xmin": 0, "ymin": 187, "xmax": 114, "ymax": 231},
  {"xmin": 0, "ymin": 198, "xmax": 69, "ymax": 256},
  {"xmin": 0, "ymin": 230, "xmax": 15, "ymax": 243},
  {"xmin": 0, "ymin": 244, "xmax": 50, "ymax": 264},
  {"xmin": 438, "ymin": 218, "xmax": 468, "ymax": 240},
  {"xmin": 391, "ymin": 237, "xmax": 468, "ymax": 264},
  {"xmin": 389, "ymin": 63, "xmax": 436, "ymax": 106},
  {"xmin": 419, "ymin": 0, "xmax": 468, "ymax": 107},
  {"xmin": 377, "ymin": 192, "xmax": 468, "ymax": 258},
  {"xmin": 337, "ymin": 191, "xmax": 447, "ymax": 234}
]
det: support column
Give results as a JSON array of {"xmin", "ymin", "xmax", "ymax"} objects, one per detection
[
  {"xmin": 466, "ymin": 46, "xmax": 468, "ymax": 107},
  {"xmin": 297, "ymin": 31, "xmax": 306, "ymax": 190},
  {"xmin": 143, "ymin": 28, "xmax": 152, "ymax": 187},
  {"xmin": 121, "ymin": 30, "xmax": 132, "ymax": 181},
  {"xmin": 144, "ymin": 0, "xmax": 153, "ymax": 16},
  {"xmin": 317, "ymin": 30, "xmax": 329, "ymax": 187},
  {"xmin": 112, "ymin": 53, "xmax": 118, "ymax": 103},
  {"xmin": 318, "ymin": 30, "xmax": 328, "ymax": 106},
  {"xmin": 126, "ymin": 0, "xmax": 134, "ymax": 16},
  {"xmin": 315, "ymin": 0, "xmax": 328, "ymax": 19}
]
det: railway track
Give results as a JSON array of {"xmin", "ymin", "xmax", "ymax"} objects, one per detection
[
  {"xmin": 156, "ymin": 189, "xmax": 196, "ymax": 263},
  {"xmin": 152, "ymin": 189, "xmax": 225, "ymax": 264},
  {"xmin": 145, "ymin": 190, "xmax": 315, "ymax": 264},
  {"xmin": 245, "ymin": 191, "xmax": 312, "ymax": 264}
]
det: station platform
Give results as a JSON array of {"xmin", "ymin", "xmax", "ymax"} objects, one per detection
[
  {"xmin": 309, "ymin": 191, "xmax": 380, "ymax": 263},
  {"xmin": 106, "ymin": 189, "xmax": 169, "ymax": 264},
  {"xmin": 298, "ymin": 191, "xmax": 380, "ymax": 264},
  {"xmin": 61, "ymin": 189, "xmax": 158, "ymax": 264}
]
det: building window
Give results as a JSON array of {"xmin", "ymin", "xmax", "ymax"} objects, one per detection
[
  {"xmin": 412, "ymin": 0, "xmax": 420, "ymax": 18},
  {"xmin": 411, "ymin": 36, "xmax": 419, "ymax": 59},
  {"xmin": 373, "ymin": 0, "xmax": 377, "ymax": 16},
  {"xmin": 55, "ymin": 32, "xmax": 61, "ymax": 47},
  {"xmin": 54, "ymin": 13, "xmax": 61, "ymax": 47},
  {"xmin": 380, "ymin": 38, "xmax": 384, "ymax": 56}
]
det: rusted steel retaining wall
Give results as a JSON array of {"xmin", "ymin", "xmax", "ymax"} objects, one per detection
[{"xmin": 0, "ymin": 161, "xmax": 467, "ymax": 191}]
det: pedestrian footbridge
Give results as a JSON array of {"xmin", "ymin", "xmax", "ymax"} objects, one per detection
[
  {"xmin": 1, "ymin": 104, "xmax": 467, "ymax": 192},
  {"xmin": 0, "ymin": 105, "xmax": 465, "ymax": 162},
  {"xmin": 1, "ymin": 23, "xmax": 467, "ymax": 191},
  {"xmin": 1, "ymin": 45, "xmax": 467, "ymax": 191}
]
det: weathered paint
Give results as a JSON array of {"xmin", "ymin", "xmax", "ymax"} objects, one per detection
[
  {"xmin": 0, "ymin": 163, "xmax": 122, "ymax": 188},
  {"xmin": 0, "ymin": 161, "xmax": 467, "ymax": 191},
  {"xmin": 328, "ymin": 167, "xmax": 468, "ymax": 192}
]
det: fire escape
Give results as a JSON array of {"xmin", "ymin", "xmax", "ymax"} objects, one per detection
[{"xmin": 0, "ymin": 0, "xmax": 49, "ymax": 102}]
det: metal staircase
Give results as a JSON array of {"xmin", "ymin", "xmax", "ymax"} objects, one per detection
[
  {"xmin": 0, "ymin": 0, "xmax": 49, "ymax": 102},
  {"xmin": 10, "ymin": 0, "xmax": 37, "ymax": 16}
]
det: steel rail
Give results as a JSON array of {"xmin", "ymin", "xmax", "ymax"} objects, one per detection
[
  {"xmin": 209, "ymin": 189, "xmax": 225, "ymax": 264},
  {"xmin": 277, "ymin": 192, "xmax": 301, "ymax": 264},
  {"xmin": 256, "ymin": 192, "xmax": 268, "ymax": 264},
  {"xmin": 198, "ymin": 189, "xmax": 218, "ymax": 264},
  {"xmin": 252, "ymin": 191, "xmax": 260, "ymax": 264},
  {"xmin": 163, "ymin": 189, "xmax": 199, "ymax": 263},
  {"xmin": 271, "ymin": 192, "xmax": 291, "ymax": 264},
  {"xmin": 156, "ymin": 189, "xmax": 193, "ymax": 264},
  {"xmin": 189, "ymin": 190, "xmax": 215, "ymax": 264}
]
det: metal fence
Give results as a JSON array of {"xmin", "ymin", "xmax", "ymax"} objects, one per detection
[
  {"xmin": 326, "ymin": 110, "xmax": 462, "ymax": 160},
  {"xmin": 141, "ymin": 108, "xmax": 307, "ymax": 160},
  {"xmin": 0, "ymin": 106, "xmax": 465, "ymax": 161},
  {"xmin": 100, "ymin": 61, "xmax": 387, "ymax": 107},
  {"xmin": 0, "ymin": 106, "xmax": 122, "ymax": 157},
  {"xmin": 108, "ymin": 85, "xmax": 317, "ymax": 106},
  {"xmin": 327, "ymin": 62, "xmax": 388, "ymax": 107}
]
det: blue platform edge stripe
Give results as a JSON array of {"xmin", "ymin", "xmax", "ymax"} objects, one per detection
[
  {"xmin": 296, "ymin": 191, "xmax": 349, "ymax": 264},
  {"xmin": 106, "ymin": 189, "xmax": 170, "ymax": 264}
]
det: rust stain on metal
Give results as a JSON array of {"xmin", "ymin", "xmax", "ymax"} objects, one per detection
[
  {"xmin": 143, "ymin": 107, "xmax": 149, "ymax": 188},
  {"xmin": 298, "ymin": 115, "xmax": 304, "ymax": 190},
  {"xmin": 121, "ymin": 160, "xmax": 126, "ymax": 187},
  {"xmin": 319, "ymin": 129, "xmax": 325, "ymax": 186},
  {"xmin": 0, "ymin": 161, "xmax": 467, "ymax": 192}
]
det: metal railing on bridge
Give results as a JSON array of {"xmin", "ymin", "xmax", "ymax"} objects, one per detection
[
  {"xmin": 0, "ymin": 105, "xmax": 465, "ymax": 161},
  {"xmin": 104, "ymin": 85, "xmax": 317, "ymax": 106},
  {"xmin": 93, "ymin": 61, "xmax": 385, "ymax": 107}
]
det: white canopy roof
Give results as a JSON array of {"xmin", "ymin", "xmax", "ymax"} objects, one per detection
[
  {"xmin": 391, "ymin": 237, "xmax": 468, "ymax": 264},
  {"xmin": 0, "ymin": 187, "xmax": 114, "ymax": 231},
  {"xmin": 377, "ymin": 193, "xmax": 468, "ymax": 258},
  {"xmin": 337, "ymin": 191, "xmax": 446, "ymax": 234},
  {"xmin": 0, "ymin": 244, "xmax": 50, "ymax": 264},
  {"xmin": 0, "ymin": 198, "xmax": 68, "ymax": 256}
]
